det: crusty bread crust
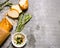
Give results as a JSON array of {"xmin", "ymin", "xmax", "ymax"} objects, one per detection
[{"xmin": 19, "ymin": 0, "xmax": 28, "ymax": 10}]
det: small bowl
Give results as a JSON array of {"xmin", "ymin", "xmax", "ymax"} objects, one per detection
[{"xmin": 11, "ymin": 32, "xmax": 27, "ymax": 47}]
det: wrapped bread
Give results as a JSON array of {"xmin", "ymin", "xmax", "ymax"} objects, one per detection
[
  {"xmin": 0, "ymin": 17, "xmax": 13, "ymax": 31},
  {"xmin": 0, "ymin": 17, "xmax": 13, "ymax": 45},
  {"xmin": 0, "ymin": 28, "xmax": 10, "ymax": 45}
]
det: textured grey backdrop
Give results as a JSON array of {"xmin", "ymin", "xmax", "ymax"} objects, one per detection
[{"xmin": 1, "ymin": 0, "xmax": 60, "ymax": 48}]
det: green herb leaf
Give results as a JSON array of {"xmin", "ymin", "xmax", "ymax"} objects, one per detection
[
  {"xmin": 23, "ymin": 14, "xmax": 32, "ymax": 24},
  {"xmin": 0, "ymin": 0, "xmax": 9, "ymax": 6},
  {"xmin": 16, "ymin": 13, "xmax": 24, "ymax": 32},
  {"xmin": 16, "ymin": 13, "xmax": 32, "ymax": 32},
  {"xmin": 5, "ymin": 2, "xmax": 13, "ymax": 7},
  {"xmin": 0, "ymin": 0, "xmax": 13, "ymax": 11}
]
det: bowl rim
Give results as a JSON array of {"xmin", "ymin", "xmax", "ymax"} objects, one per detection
[{"xmin": 11, "ymin": 32, "xmax": 27, "ymax": 47}]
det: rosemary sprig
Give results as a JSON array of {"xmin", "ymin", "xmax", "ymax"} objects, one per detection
[
  {"xmin": 0, "ymin": 0, "xmax": 13, "ymax": 11},
  {"xmin": 16, "ymin": 13, "xmax": 32, "ymax": 32}
]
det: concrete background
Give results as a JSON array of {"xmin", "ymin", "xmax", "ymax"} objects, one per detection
[{"xmin": 1, "ymin": 0, "xmax": 60, "ymax": 48}]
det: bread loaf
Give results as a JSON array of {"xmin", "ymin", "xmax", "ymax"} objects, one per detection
[
  {"xmin": 0, "ymin": 17, "xmax": 13, "ymax": 45},
  {"xmin": 19, "ymin": 0, "xmax": 28, "ymax": 10}
]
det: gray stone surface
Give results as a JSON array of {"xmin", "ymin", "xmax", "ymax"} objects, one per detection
[{"xmin": 0, "ymin": 0, "xmax": 60, "ymax": 48}]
